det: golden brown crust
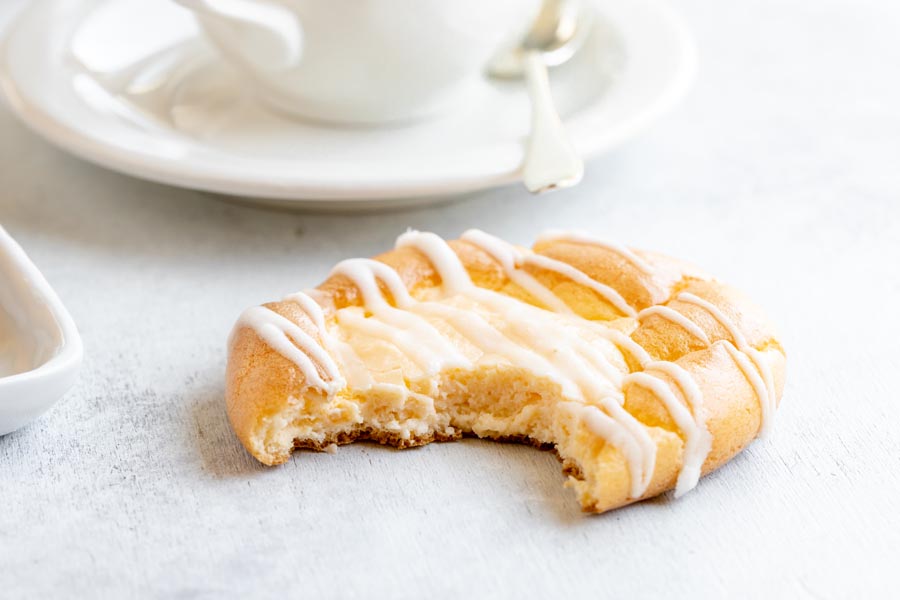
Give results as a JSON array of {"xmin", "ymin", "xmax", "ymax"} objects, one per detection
[{"xmin": 225, "ymin": 235, "xmax": 786, "ymax": 512}]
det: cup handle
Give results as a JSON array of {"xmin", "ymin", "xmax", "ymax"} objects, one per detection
[{"xmin": 174, "ymin": 0, "xmax": 303, "ymax": 71}]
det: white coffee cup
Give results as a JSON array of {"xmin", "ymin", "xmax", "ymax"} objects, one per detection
[{"xmin": 175, "ymin": 0, "xmax": 537, "ymax": 125}]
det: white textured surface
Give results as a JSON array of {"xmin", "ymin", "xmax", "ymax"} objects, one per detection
[{"xmin": 1, "ymin": 0, "xmax": 899, "ymax": 598}]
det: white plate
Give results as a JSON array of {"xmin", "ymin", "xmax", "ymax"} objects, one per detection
[
  {"xmin": 0, "ymin": 0, "xmax": 696, "ymax": 208},
  {"xmin": 0, "ymin": 226, "xmax": 82, "ymax": 436}
]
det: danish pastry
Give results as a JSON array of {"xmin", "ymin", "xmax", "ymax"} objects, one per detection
[{"xmin": 226, "ymin": 230, "xmax": 785, "ymax": 513}]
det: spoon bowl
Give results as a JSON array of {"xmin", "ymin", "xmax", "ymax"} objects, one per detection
[
  {"xmin": 488, "ymin": 0, "xmax": 588, "ymax": 193},
  {"xmin": 488, "ymin": 0, "xmax": 593, "ymax": 78}
]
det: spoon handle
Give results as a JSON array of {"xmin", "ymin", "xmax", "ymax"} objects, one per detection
[{"xmin": 521, "ymin": 51, "xmax": 584, "ymax": 194}]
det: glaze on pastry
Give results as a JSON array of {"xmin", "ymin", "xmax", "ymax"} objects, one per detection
[{"xmin": 226, "ymin": 230, "xmax": 786, "ymax": 513}]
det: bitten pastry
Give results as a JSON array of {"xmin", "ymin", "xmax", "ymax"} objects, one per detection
[{"xmin": 226, "ymin": 230, "xmax": 786, "ymax": 513}]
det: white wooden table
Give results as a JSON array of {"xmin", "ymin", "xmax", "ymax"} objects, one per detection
[{"xmin": 2, "ymin": 1, "xmax": 898, "ymax": 597}]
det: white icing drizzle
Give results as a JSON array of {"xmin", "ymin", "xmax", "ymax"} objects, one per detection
[
  {"xmin": 722, "ymin": 342, "xmax": 774, "ymax": 435},
  {"xmin": 238, "ymin": 230, "xmax": 740, "ymax": 500},
  {"xmin": 677, "ymin": 292, "xmax": 777, "ymax": 437},
  {"xmin": 234, "ymin": 305, "xmax": 344, "ymax": 393},
  {"xmin": 598, "ymin": 397, "xmax": 657, "ymax": 495},
  {"xmin": 330, "ymin": 259, "xmax": 470, "ymax": 374},
  {"xmin": 588, "ymin": 318, "xmax": 711, "ymax": 496},
  {"xmin": 624, "ymin": 368, "xmax": 710, "ymax": 497},
  {"xmin": 562, "ymin": 401, "xmax": 655, "ymax": 498},
  {"xmin": 525, "ymin": 253, "xmax": 638, "ymax": 317},
  {"xmin": 401, "ymin": 232, "xmax": 625, "ymax": 397},
  {"xmin": 284, "ymin": 291, "xmax": 328, "ymax": 331},
  {"xmin": 638, "ymin": 305, "xmax": 711, "ymax": 345},
  {"xmin": 643, "ymin": 361, "xmax": 707, "ymax": 427},
  {"xmin": 397, "ymin": 231, "xmax": 656, "ymax": 497},
  {"xmin": 537, "ymin": 229, "xmax": 655, "ymax": 275},
  {"xmin": 396, "ymin": 230, "xmax": 471, "ymax": 294},
  {"xmin": 401, "ymin": 233, "xmax": 628, "ymax": 387},
  {"xmin": 462, "ymin": 229, "xmax": 637, "ymax": 317},
  {"xmin": 460, "ymin": 229, "xmax": 573, "ymax": 314},
  {"xmin": 285, "ymin": 290, "xmax": 374, "ymax": 389},
  {"xmin": 410, "ymin": 301, "xmax": 586, "ymax": 398},
  {"xmin": 331, "ymin": 258, "xmax": 414, "ymax": 309}
]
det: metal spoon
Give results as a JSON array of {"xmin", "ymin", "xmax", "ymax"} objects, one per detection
[{"xmin": 488, "ymin": 0, "xmax": 591, "ymax": 193}]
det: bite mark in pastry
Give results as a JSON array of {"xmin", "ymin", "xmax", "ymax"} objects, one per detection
[{"xmin": 226, "ymin": 230, "xmax": 786, "ymax": 513}]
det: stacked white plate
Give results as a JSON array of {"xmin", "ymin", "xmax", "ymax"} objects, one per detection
[{"xmin": 0, "ymin": 0, "xmax": 696, "ymax": 209}]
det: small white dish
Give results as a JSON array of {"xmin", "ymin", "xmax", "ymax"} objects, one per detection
[
  {"xmin": 0, "ymin": 225, "xmax": 82, "ymax": 436},
  {"xmin": 0, "ymin": 0, "xmax": 696, "ymax": 209}
]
